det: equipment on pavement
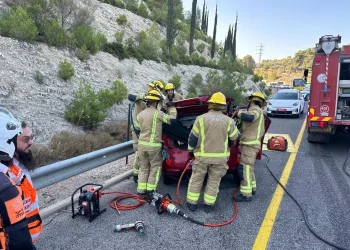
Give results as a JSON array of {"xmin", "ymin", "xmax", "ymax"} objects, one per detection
[
  {"xmin": 71, "ymin": 184, "xmax": 106, "ymax": 222},
  {"xmin": 307, "ymin": 35, "xmax": 350, "ymax": 143},
  {"xmin": 267, "ymin": 136, "xmax": 288, "ymax": 152},
  {"xmin": 114, "ymin": 221, "xmax": 145, "ymax": 236}
]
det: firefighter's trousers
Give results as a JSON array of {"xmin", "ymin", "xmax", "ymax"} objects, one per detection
[
  {"xmin": 137, "ymin": 148, "xmax": 162, "ymax": 193},
  {"xmin": 132, "ymin": 132, "xmax": 140, "ymax": 177},
  {"xmin": 186, "ymin": 159, "xmax": 228, "ymax": 205},
  {"xmin": 239, "ymin": 145, "xmax": 259, "ymax": 197}
]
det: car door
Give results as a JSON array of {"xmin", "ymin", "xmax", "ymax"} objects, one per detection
[{"xmin": 299, "ymin": 92, "xmax": 304, "ymax": 111}]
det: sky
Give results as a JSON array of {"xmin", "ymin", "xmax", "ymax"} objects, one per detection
[{"xmin": 183, "ymin": 0, "xmax": 349, "ymax": 62}]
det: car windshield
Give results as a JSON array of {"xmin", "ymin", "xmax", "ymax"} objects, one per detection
[
  {"xmin": 293, "ymin": 79, "xmax": 305, "ymax": 87},
  {"xmin": 273, "ymin": 92, "xmax": 298, "ymax": 100}
]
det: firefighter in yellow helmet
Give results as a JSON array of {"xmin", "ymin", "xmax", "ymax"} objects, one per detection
[
  {"xmin": 233, "ymin": 92, "xmax": 267, "ymax": 202},
  {"xmin": 162, "ymin": 83, "xmax": 183, "ymax": 118},
  {"xmin": 186, "ymin": 92, "xmax": 239, "ymax": 213},
  {"xmin": 128, "ymin": 81, "xmax": 163, "ymax": 183},
  {"xmin": 134, "ymin": 90, "xmax": 175, "ymax": 197}
]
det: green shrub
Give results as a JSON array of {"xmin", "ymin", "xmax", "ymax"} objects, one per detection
[
  {"xmin": 76, "ymin": 45, "xmax": 90, "ymax": 62},
  {"xmin": 137, "ymin": 2, "xmax": 148, "ymax": 18},
  {"xmin": 59, "ymin": 60, "xmax": 75, "ymax": 80},
  {"xmin": 73, "ymin": 25, "xmax": 107, "ymax": 54},
  {"xmin": 64, "ymin": 81, "xmax": 108, "ymax": 129},
  {"xmin": 115, "ymin": 30, "xmax": 124, "ymax": 43},
  {"xmin": 0, "ymin": 7, "xmax": 38, "ymax": 42},
  {"xmin": 187, "ymin": 83, "xmax": 197, "ymax": 98},
  {"xmin": 196, "ymin": 43, "xmax": 205, "ymax": 53},
  {"xmin": 168, "ymin": 73, "xmax": 181, "ymax": 90},
  {"xmin": 42, "ymin": 20, "xmax": 67, "ymax": 47},
  {"xmin": 116, "ymin": 14, "xmax": 128, "ymax": 26},
  {"xmin": 115, "ymin": 0, "xmax": 125, "ymax": 8},
  {"xmin": 98, "ymin": 89, "xmax": 116, "ymax": 109},
  {"xmin": 102, "ymin": 42, "xmax": 129, "ymax": 60},
  {"xmin": 111, "ymin": 80, "xmax": 128, "ymax": 104},
  {"xmin": 192, "ymin": 73, "xmax": 203, "ymax": 87},
  {"xmin": 252, "ymin": 74, "xmax": 263, "ymax": 83},
  {"xmin": 125, "ymin": 0, "xmax": 138, "ymax": 13}
]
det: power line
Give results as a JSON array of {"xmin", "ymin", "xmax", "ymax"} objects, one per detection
[{"xmin": 256, "ymin": 43, "xmax": 265, "ymax": 66}]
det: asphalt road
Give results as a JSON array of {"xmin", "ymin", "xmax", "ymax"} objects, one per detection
[{"xmin": 36, "ymin": 106, "xmax": 350, "ymax": 250}]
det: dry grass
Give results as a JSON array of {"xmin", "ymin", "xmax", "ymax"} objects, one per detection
[{"xmin": 31, "ymin": 122, "xmax": 131, "ymax": 168}]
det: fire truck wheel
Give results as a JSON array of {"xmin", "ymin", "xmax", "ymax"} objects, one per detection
[{"xmin": 307, "ymin": 132, "xmax": 330, "ymax": 144}]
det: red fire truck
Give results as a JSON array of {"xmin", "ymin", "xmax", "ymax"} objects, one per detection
[{"xmin": 307, "ymin": 35, "xmax": 350, "ymax": 143}]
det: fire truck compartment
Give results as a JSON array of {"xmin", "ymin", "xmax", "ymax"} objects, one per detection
[{"xmin": 337, "ymin": 62, "xmax": 350, "ymax": 120}]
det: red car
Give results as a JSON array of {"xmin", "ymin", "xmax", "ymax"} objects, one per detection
[{"xmin": 161, "ymin": 95, "xmax": 271, "ymax": 185}]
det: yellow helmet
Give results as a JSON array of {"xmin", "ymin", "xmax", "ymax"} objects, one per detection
[
  {"xmin": 208, "ymin": 92, "xmax": 226, "ymax": 105},
  {"xmin": 246, "ymin": 92, "xmax": 267, "ymax": 107},
  {"xmin": 145, "ymin": 89, "xmax": 162, "ymax": 101},
  {"xmin": 147, "ymin": 80, "xmax": 164, "ymax": 92},
  {"xmin": 165, "ymin": 83, "xmax": 175, "ymax": 91}
]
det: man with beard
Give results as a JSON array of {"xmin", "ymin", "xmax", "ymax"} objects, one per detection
[{"xmin": 9, "ymin": 122, "xmax": 42, "ymax": 242}]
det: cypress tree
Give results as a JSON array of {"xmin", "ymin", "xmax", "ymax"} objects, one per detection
[
  {"xmin": 189, "ymin": 0, "xmax": 197, "ymax": 55},
  {"xmin": 201, "ymin": 0, "xmax": 205, "ymax": 31},
  {"xmin": 205, "ymin": 9, "xmax": 209, "ymax": 35},
  {"xmin": 210, "ymin": 4, "xmax": 218, "ymax": 58},
  {"xmin": 232, "ymin": 13, "xmax": 238, "ymax": 60},
  {"xmin": 166, "ymin": 0, "xmax": 177, "ymax": 54}
]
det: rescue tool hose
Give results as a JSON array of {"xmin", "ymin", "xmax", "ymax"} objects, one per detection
[
  {"xmin": 262, "ymin": 153, "xmax": 350, "ymax": 250},
  {"xmin": 129, "ymin": 101, "xmax": 139, "ymax": 139},
  {"xmin": 176, "ymin": 158, "xmax": 239, "ymax": 227},
  {"xmin": 102, "ymin": 191, "xmax": 147, "ymax": 213}
]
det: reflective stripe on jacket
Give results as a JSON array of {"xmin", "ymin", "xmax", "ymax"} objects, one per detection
[
  {"xmin": 239, "ymin": 105, "xmax": 265, "ymax": 148},
  {"xmin": 131, "ymin": 94, "xmax": 147, "ymax": 144},
  {"xmin": 8, "ymin": 162, "xmax": 42, "ymax": 242},
  {"xmin": 188, "ymin": 110, "xmax": 239, "ymax": 163},
  {"xmin": 135, "ymin": 106, "xmax": 171, "ymax": 149}
]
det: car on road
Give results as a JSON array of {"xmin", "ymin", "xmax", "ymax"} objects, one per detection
[
  {"xmin": 266, "ymin": 89, "xmax": 305, "ymax": 118},
  {"xmin": 301, "ymin": 86, "xmax": 310, "ymax": 101},
  {"xmin": 161, "ymin": 95, "xmax": 271, "ymax": 185}
]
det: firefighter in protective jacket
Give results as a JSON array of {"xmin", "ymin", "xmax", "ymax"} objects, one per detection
[
  {"xmin": 233, "ymin": 92, "xmax": 266, "ymax": 202},
  {"xmin": 186, "ymin": 92, "xmax": 239, "ymax": 213},
  {"xmin": 162, "ymin": 83, "xmax": 183, "ymax": 118},
  {"xmin": 128, "ymin": 81, "xmax": 164, "ymax": 183},
  {"xmin": 134, "ymin": 90, "xmax": 175, "ymax": 197},
  {"xmin": 0, "ymin": 108, "xmax": 36, "ymax": 250}
]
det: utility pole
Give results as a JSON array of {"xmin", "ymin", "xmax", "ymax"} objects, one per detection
[{"xmin": 257, "ymin": 43, "xmax": 264, "ymax": 67}]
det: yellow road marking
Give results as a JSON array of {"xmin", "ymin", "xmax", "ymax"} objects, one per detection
[
  {"xmin": 263, "ymin": 133, "xmax": 296, "ymax": 153},
  {"xmin": 252, "ymin": 117, "xmax": 307, "ymax": 250}
]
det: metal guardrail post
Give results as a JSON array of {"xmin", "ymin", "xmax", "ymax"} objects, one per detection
[{"xmin": 32, "ymin": 141, "xmax": 134, "ymax": 190}]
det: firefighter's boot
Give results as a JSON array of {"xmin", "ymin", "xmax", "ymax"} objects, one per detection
[
  {"xmin": 233, "ymin": 194, "xmax": 252, "ymax": 202},
  {"xmin": 252, "ymin": 190, "xmax": 256, "ymax": 195},
  {"xmin": 144, "ymin": 190, "xmax": 154, "ymax": 203},
  {"xmin": 204, "ymin": 204, "xmax": 214, "ymax": 213},
  {"xmin": 186, "ymin": 202, "xmax": 197, "ymax": 212}
]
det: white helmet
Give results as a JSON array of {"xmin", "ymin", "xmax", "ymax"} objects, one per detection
[{"xmin": 0, "ymin": 108, "xmax": 21, "ymax": 161}]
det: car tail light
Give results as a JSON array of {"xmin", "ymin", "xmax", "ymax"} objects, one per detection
[
  {"xmin": 319, "ymin": 121, "xmax": 327, "ymax": 128},
  {"xmin": 166, "ymin": 159, "xmax": 172, "ymax": 166},
  {"xmin": 236, "ymin": 153, "xmax": 241, "ymax": 163}
]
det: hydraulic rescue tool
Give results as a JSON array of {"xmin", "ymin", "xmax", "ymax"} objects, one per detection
[
  {"xmin": 266, "ymin": 136, "xmax": 288, "ymax": 152},
  {"xmin": 114, "ymin": 221, "xmax": 145, "ymax": 236},
  {"xmin": 71, "ymin": 183, "xmax": 106, "ymax": 222}
]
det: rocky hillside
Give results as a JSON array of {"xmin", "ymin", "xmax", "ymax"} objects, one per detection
[{"xmin": 0, "ymin": 0, "xmax": 262, "ymax": 144}]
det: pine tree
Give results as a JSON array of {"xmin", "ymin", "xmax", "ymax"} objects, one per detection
[
  {"xmin": 232, "ymin": 13, "xmax": 238, "ymax": 60},
  {"xmin": 210, "ymin": 4, "xmax": 218, "ymax": 59},
  {"xmin": 166, "ymin": 0, "xmax": 177, "ymax": 54},
  {"xmin": 189, "ymin": 0, "xmax": 197, "ymax": 55}
]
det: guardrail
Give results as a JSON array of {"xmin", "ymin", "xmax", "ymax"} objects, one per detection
[{"xmin": 32, "ymin": 140, "xmax": 134, "ymax": 190}]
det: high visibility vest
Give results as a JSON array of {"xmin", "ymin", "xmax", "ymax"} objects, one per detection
[
  {"xmin": 8, "ymin": 162, "xmax": 42, "ymax": 242},
  {"xmin": 0, "ymin": 171, "xmax": 33, "ymax": 250}
]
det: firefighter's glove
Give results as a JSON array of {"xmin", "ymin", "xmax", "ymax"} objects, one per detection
[
  {"xmin": 160, "ymin": 108, "xmax": 167, "ymax": 113},
  {"xmin": 166, "ymin": 101, "xmax": 174, "ymax": 107},
  {"xmin": 189, "ymin": 151, "xmax": 195, "ymax": 159}
]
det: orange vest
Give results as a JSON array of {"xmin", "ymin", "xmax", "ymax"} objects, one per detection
[{"xmin": 8, "ymin": 163, "xmax": 42, "ymax": 242}]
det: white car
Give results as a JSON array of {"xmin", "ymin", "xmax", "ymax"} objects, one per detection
[
  {"xmin": 266, "ymin": 89, "xmax": 305, "ymax": 118},
  {"xmin": 301, "ymin": 87, "xmax": 310, "ymax": 101}
]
